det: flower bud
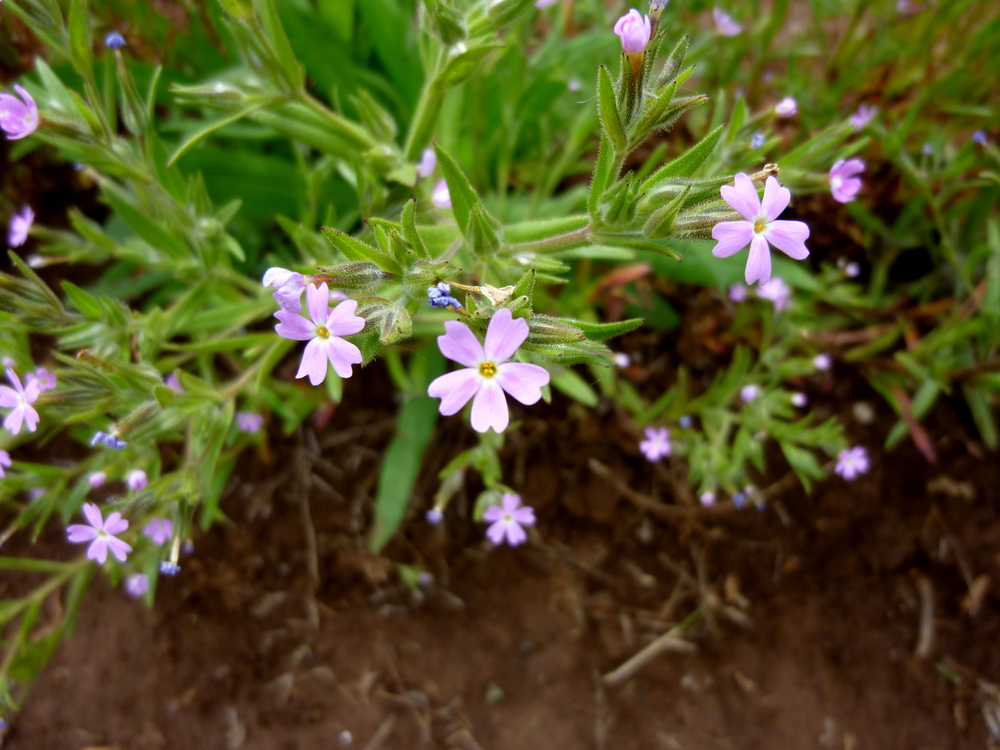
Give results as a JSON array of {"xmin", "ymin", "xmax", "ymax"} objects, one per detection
[{"xmin": 614, "ymin": 10, "xmax": 652, "ymax": 55}]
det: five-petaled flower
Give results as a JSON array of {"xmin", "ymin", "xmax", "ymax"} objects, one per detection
[
  {"xmin": 483, "ymin": 493, "xmax": 536, "ymax": 547},
  {"xmin": 236, "ymin": 411, "xmax": 265, "ymax": 434},
  {"xmin": 713, "ymin": 7, "xmax": 743, "ymax": 36},
  {"xmin": 67, "ymin": 503, "xmax": 132, "ymax": 564},
  {"xmin": 711, "ymin": 173, "xmax": 810, "ymax": 286},
  {"xmin": 0, "ymin": 450, "xmax": 11, "ymax": 478},
  {"xmin": 8, "ymin": 206, "xmax": 33, "ymax": 248},
  {"xmin": 829, "ymin": 159, "xmax": 865, "ymax": 203},
  {"xmin": 835, "ymin": 446, "xmax": 869, "ymax": 480},
  {"xmin": 144, "ymin": 518, "xmax": 173, "ymax": 546},
  {"xmin": 27, "ymin": 367, "xmax": 56, "ymax": 392},
  {"xmin": 639, "ymin": 427, "xmax": 671, "ymax": 462},
  {"xmin": 0, "ymin": 369, "xmax": 40, "ymax": 435},
  {"xmin": 427, "ymin": 308, "xmax": 550, "ymax": 433},
  {"xmin": 850, "ymin": 104, "xmax": 877, "ymax": 131},
  {"xmin": 0, "ymin": 85, "xmax": 39, "ymax": 140},
  {"xmin": 614, "ymin": 9, "xmax": 652, "ymax": 54}
]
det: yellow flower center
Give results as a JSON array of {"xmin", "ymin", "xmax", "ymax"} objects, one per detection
[
  {"xmin": 753, "ymin": 220, "xmax": 766, "ymax": 233},
  {"xmin": 316, "ymin": 326, "xmax": 331, "ymax": 339},
  {"xmin": 479, "ymin": 362, "xmax": 497, "ymax": 378}
]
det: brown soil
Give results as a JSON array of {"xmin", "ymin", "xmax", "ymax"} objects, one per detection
[{"xmin": 4, "ymin": 372, "xmax": 999, "ymax": 750}]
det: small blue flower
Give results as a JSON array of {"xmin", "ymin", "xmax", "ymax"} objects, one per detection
[
  {"xmin": 972, "ymin": 130, "xmax": 988, "ymax": 145},
  {"xmin": 425, "ymin": 509, "xmax": 444, "ymax": 525},
  {"xmin": 922, "ymin": 142, "xmax": 933, "ymax": 156},
  {"xmin": 750, "ymin": 132, "xmax": 766, "ymax": 150},
  {"xmin": 105, "ymin": 32, "xmax": 126, "ymax": 50},
  {"xmin": 732, "ymin": 492, "xmax": 746, "ymax": 509},
  {"xmin": 427, "ymin": 283, "xmax": 461, "ymax": 309},
  {"xmin": 678, "ymin": 415, "xmax": 693, "ymax": 429},
  {"xmin": 160, "ymin": 561, "xmax": 180, "ymax": 576},
  {"xmin": 91, "ymin": 431, "xmax": 127, "ymax": 450}
]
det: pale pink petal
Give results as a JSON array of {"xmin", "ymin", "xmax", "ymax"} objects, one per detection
[
  {"xmin": 3, "ymin": 407, "xmax": 24, "ymax": 435},
  {"xmin": 296, "ymin": 338, "xmax": 329, "ymax": 385},
  {"xmin": 765, "ymin": 220, "xmax": 810, "ymax": 259},
  {"xmin": 711, "ymin": 221, "xmax": 754, "ymax": 258},
  {"xmin": 438, "ymin": 321, "xmax": 485, "ymax": 368},
  {"xmin": 494, "ymin": 363, "xmax": 548, "ymax": 405},
  {"xmin": 0, "ymin": 386, "xmax": 18, "ymax": 408},
  {"xmin": 720, "ymin": 173, "xmax": 761, "ymax": 221},
  {"xmin": 262, "ymin": 267, "xmax": 296, "ymax": 288},
  {"xmin": 837, "ymin": 158, "xmax": 865, "ymax": 178},
  {"xmin": 66, "ymin": 525, "xmax": 99, "ymax": 542},
  {"xmin": 21, "ymin": 404, "xmax": 39, "ymax": 432},
  {"xmin": 273, "ymin": 310, "xmax": 315, "ymax": 340},
  {"xmin": 6, "ymin": 370, "xmax": 23, "ymax": 394},
  {"xmin": 484, "ymin": 309, "xmax": 529, "ymax": 364},
  {"xmin": 325, "ymin": 299, "xmax": 365, "ymax": 337},
  {"xmin": 22, "ymin": 379, "xmax": 39, "ymax": 404},
  {"xmin": 760, "ymin": 176, "xmax": 790, "ymax": 220},
  {"xmin": 323, "ymin": 336, "xmax": 362, "ymax": 378},
  {"xmin": 82, "ymin": 502, "xmax": 104, "ymax": 528},
  {"xmin": 106, "ymin": 537, "xmax": 132, "ymax": 562},
  {"xmin": 485, "ymin": 519, "xmax": 507, "ymax": 545},
  {"xmin": 505, "ymin": 522, "xmax": 528, "ymax": 546},
  {"xmin": 513, "ymin": 506, "xmax": 536, "ymax": 526},
  {"xmin": 745, "ymin": 234, "xmax": 772, "ymax": 285},
  {"xmin": 483, "ymin": 505, "xmax": 505, "ymax": 523},
  {"xmin": 470, "ymin": 378, "xmax": 508, "ymax": 433},
  {"xmin": 501, "ymin": 494, "xmax": 521, "ymax": 513},
  {"xmin": 428, "ymin": 368, "xmax": 481, "ymax": 416},
  {"xmin": 306, "ymin": 282, "xmax": 331, "ymax": 326},
  {"xmin": 104, "ymin": 513, "xmax": 129, "ymax": 535},
  {"xmin": 87, "ymin": 537, "xmax": 109, "ymax": 564}
]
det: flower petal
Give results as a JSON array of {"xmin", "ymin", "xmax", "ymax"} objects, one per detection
[
  {"xmin": 470, "ymin": 378, "xmax": 508, "ymax": 433},
  {"xmin": 81, "ymin": 502, "xmax": 103, "ymax": 528},
  {"xmin": 428, "ymin": 368, "xmax": 481, "ymax": 416},
  {"xmin": 484, "ymin": 308, "xmax": 530, "ymax": 364},
  {"xmin": 505, "ymin": 522, "xmax": 527, "ymax": 546},
  {"xmin": 3, "ymin": 407, "xmax": 23, "ymax": 435},
  {"xmin": 711, "ymin": 221, "xmax": 754, "ymax": 258},
  {"xmin": 6, "ymin": 369, "xmax": 23, "ymax": 394},
  {"xmin": 324, "ymin": 336, "xmax": 362, "ymax": 379},
  {"xmin": 745, "ymin": 233, "xmax": 772, "ymax": 286},
  {"xmin": 494, "ymin": 363, "xmax": 549, "ymax": 405},
  {"xmin": 485, "ymin": 519, "xmax": 507, "ymax": 545},
  {"xmin": 0, "ymin": 386, "xmax": 18, "ymax": 408},
  {"xmin": 501, "ymin": 493, "xmax": 521, "ymax": 513},
  {"xmin": 765, "ymin": 220, "xmax": 810, "ymax": 260},
  {"xmin": 87, "ymin": 538, "xmax": 109, "ymax": 564},
  {"xmin": 437, "ymin": 321, "xmax": 485, "ymax": 368},
  {"xmin": 296, "ymin": 338, "xmax": 329, "ymax": 386},
  {"xmin": 22, "ymin": 404, "xmax": 39, "ymax": 432},
  {"xmin": 22, "ymin": 379, "xmax": 40, "ymax": 404},
  {"xmin": 513, "ymin": 506, "xmax": 536, "ymax": 526},
  {"xmin": 325, "ymin": 299, "xmax": 365, "ymax": 337},
  {"xmin": 262, "ymin": 267, "xmax": 295, "ymax": 288},
  {"xmin": 106, "ymin": 537, "xmax": 132, "ymax": 562},
  {"xmin": 66, "ymin": 525, "xmax": 98, "ymax": 542},
  {"xmin": 483, "ymin": 505, "xmax": 505, "ymax": 523},
  {"xmin": 720, "ymin": 173, "xmax": 761, "ymax": 221},
  {"xmin": 274, "ymin": 310, "xmax": 315, "ymax": 341},
  {"xmin": 104, "ymin": 513, "xmax": 129, "ymax": 536},
  {"xmin": 306, "ymin": 282, "xmax": 330, "ymax": 326},
  {"xmin": 760, "ymin": 176, "xmax": 790, "ymax": 220}
]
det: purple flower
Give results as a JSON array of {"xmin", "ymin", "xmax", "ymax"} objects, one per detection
[
  {"xmin": 416, "ymin": 148, "xmax": 437, "ymax": 178},
  {"xmin": 679, "ymin": 415, "xmax": 693, "ymax": 428},
  {"xmin": 732, "ymin": 491, "xmax": 746, "ymax": 508},
  {"xmin": 0, "ymin": 85, "xmax": 39, "ymax": 140},
  {"xmin": 922, "ymin": 142, "xmax": 933, "ymax": 156},
  {"xmin": 427, "ymin": 281, "xmax": 462, "ymax": 309},
  {"xmin": 125, "ymin": 573, "xmax": 149, "ymax": 598},
  {"xmin": 274, "ymin": 282, "xmax": 365, "ymax": 386},
  {"xmin": 236, "ymin": 411, "xmax": 265, "ymax": 434},
  {"xmin": 483, "ymin": 493, "xmax": 536, "ymax": 547},
  {"xmin": 699, "ymin": 491, "xmax": 716, "ymax": 507},
  {"xmin": 728, "ymin": 283, "xmax": 749, "ymax": 302},
  {"xmin": 105, "ymin": 32, "xmax": 127, "ymax": 50},
  {"xmin": 425, "ymin": 508, "xmax": 444, "ymax": 525},
  {"xmin": 711, "ymin": 174, "xmax": 810, "ymax": 287},
  {"xmin": 829, "ymin": 158, "xmax": 864, "ymax": 203},
  {"xmin": 0, "ymin": 369, "xmax": 40, "ymax": 435},
  {"xmin": 612, "ymin": 352, "xmax": 631, "ymax": 368},
  {"xmin": 845, "ymin": 261, "xmax": 861, "ymax": 278},
  {"xmin": 713, "ymin": 7, "xmax": 743, "ymax": 35},
  {"xmin": 535, "ymin": 0, "xmax": 558, "ymax": 7},
  {"xmin": 972, "ymin": 130, "xmax": 988, "ymax": 145},
  {"xmin": 160, "ymin": 561, "xmax": 180, "ymax": 575},
  {"xmin": 164, "ymin": 372, "xmax": 184, "ymax": 392},
  {"xmin": 757, "ymin": 276, "xmax": 792, "ymax": 310},
  {"xmin": 791, "ymin": 392, "xmax": 807, "ymax": 407},
  {"xmin": 0, "ymin": 450, "xmax": 11, "ymax": 478},
  {"xmin": 639, "ymin": 426, "xmax": 671, "ymax": 461},
  {"xmin": 432, "ymin": 180, "xmax": 452, "ymax": 209},
  {"xmin": 263, "ymin": 267, "xmax": 307, "ymax": 313},
  {"xmin": 774, "ymin": 97, "xmax": 798, "ymax": 117},
  {"xmin": 26, "ymin": 367, "xmax": 56, "ymax": 392},
  {"xmin": 66, "ymin": 503, "xmax": 132, "ymax": 564},
  {"xmin": 813, "ymin": 353, "xmax": 832, "ymax": 371},
  {"xmin": 89, "ymin": 471, "xmax": 107, "ymax": 488},
  {"xmin": 750, "ymin": 132, "xmax": 766, "ymax": 150},
  {"xmin": 91, "ymin": 431, "xmax": 127, "ymax": 449},
  {"xmin": 849, "ymin": 104, "xmax": 877, "ymax": 131},
  {"xmin": 835, "ymin": 446, "xmax": 869, "ymax": 480},
  {"xmin": 740, "ymin": 384, "xmax": 761, "ymax": 402},
  {"xmin": 143, "ymin": 518, "xmax": 173, "ymax": 546},
  {"xmin": 427, "ymin": 308, "xmax": 550, "ymax": 434},
  {"xmin": 126, "ymin": 469, "xmax": 148, "ymax": 492},
  {"xmin": 614, "ymin": 9, "xmax": 652, "ymax": 55},
  {"xmin": 8, "ymin": 205, "xmax": 33, "ymax": 247}
]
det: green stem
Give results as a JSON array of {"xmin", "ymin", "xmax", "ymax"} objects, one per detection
[
  {"xmin": 403, "ymin": 82, "xmax": 445, "ymax": 162},
  {"xmin": 505, "ymin": 223, "xmax": 595, "ymax": 253}
]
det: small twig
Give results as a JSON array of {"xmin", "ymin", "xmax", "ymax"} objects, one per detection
[
  {"xmin": 589, "ymin": 459, "xmax": 737, "ymax": 521},
  {"xmin": 914, "ymin": 573, "xmax": 935, "ymax": 659},
  {"xmin": 361, "ymin": 715, "xmax": 397, "ymax": 750},
  {"xmin": 602, "ymin": 609, "xmax": 700, "ymax": 687}
]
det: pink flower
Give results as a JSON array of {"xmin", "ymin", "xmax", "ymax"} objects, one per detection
[
  {"xmin": 66, "ymin": 503, "xmax": 132, "ymax": 564},
  {"xmin": 427, "ymin": 308, "xmax": 550, "ymax": 434},
  {"xmin": 0, "ymin": 369, "xmax": 40, "ymax": 435},
  {"xmin": 757, "ymin": 276, "xmax": 792, "ymax": 309},
  {"xmin": 813, "ymin": 353, "xmax": 832, "ymax": 371},
  {"xmin": 483, "ymin": 493, "xmax": 536, "ymax": 547},
  {"xmin": 845, "ymin": 261, "xmax": 861, "ymax": 278},
  {"xmin": 263, "ymin": 267, "xmax": 307, "ymax": 313},
  {"xmin": 126, "ymin": 469, "xmax": 148, "ymax": 492},
  {"xmin": 774, "ymin": 97, "xmax": 798, "ymax": 117},
  {"xmin": 274, "ymin": 282, "xmax": 364, "ymax": 386},
  {"xmin": 713, "ymin": 7, "xmax": 743, "ymax": 36},
  {"xmin": 0, "ymin": 450, "xmax": 11, "ymax": 478},
  {"xmin": 125, "ymin": 573, "xmax": 149, "ymax": 598},
  {"xmin": 164, "ymin": 372, "xmax": 184, "ymax": 392},
  {"xmin": 614, "ymin": 9, "xmax": 652, "ymax": 54},
  {"xmin": 850, "ymin": 105, "xmax": 877, "ymax": 131},
  {"xmin": 88, "ymin": 471, "xmax": 107, "ymax": 488},
  {"xmin": 829, "ymin": 158, "xmax": 865, "ymax": 203},
  {"xmin": 8, "ymin": 205, "xmax": 33, "ymax": 247},
  {"xmin": 639, "ymin": 427, "xmax": 671, "ymax": 461},
  {"xmin": 143, "ymin": 518, "xmax": 173, "ymax": 546},
  {"xmin": 26, "ymin": 367, "xmax": 56, "ymax": 392},
  {"xmin": 416, "ymin": 147, "xmax": 437, "ymax": 178},
  {"xmin": 236, "ymin": 411, "xmax": 265, "ymax": 434},
  {"xmin": 0, "ymin": 85, "xmax": 39, "ymax": 140},
  {"xmin": 835, "ymin": 446, "xmax": 869, "ymax": 480},
  {"xmin": 711, "ymin": 174, "xmax": 810, "ymax": 286},
  {"xmin": 791, "ymin": 392, "xmax": 807, "ymax": 407},
  {"xmin": 699, "ymin": 491, "xmax": 716, "ymax": 507},
  {"xmin": 740, "ymin": 384, "xmax": 761, "ymax": 402},
  {"xmin": 535, "ymin": 0, "xmax": 558, "ymax": 8},
  {"xmin": 728, "ymin": 283, "xmax": 749, "ymax": 302},
  {"xmin": 432, "ymin": 180, "xmax": 452, "ymax": 209}
]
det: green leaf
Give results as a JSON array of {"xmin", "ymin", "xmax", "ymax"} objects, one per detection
[
  {"xmin": 561, "ymin": 317, "xmax": 645, "ymax": 340},
  {"xmin": 437, "ymin": 43, "xmax": 502, "ymax": 88},
  {"xmin": 254, "ymin": 0, "xmax": 304, "ymax": 91},
  {"xmin": 167, "ymin": 96, "xmax": 282, "ymax": 168},
  {"xmin": 963, "ymin": 385, "xmax": 998, "ymax": 449},
  {"xmin": 550, "ymin": 367, "xmax": 599, "ymax": 407},
  {"xmin": 597, "ymin": 65, "xmax": 626, "ymax": 153},
  {"xmin": 434, "ymin": 143, "xmax": 480, "ymax": 234},
  {"xmin": 60, "ymin": 281, "xmax": 102, "ymax": 319},
  {"xmin": 641, "ymin": 124, "xmax": 724, "ymax": 189},
  {"xmin": 589, "ymin": 136, "xmax": 617, "ymax": 222},
  {"xmin": 320, "ymin": 227, "xmax": 403, "ymax": 275},
  {"xmin": 0, "ymin": 557, "xmax": 72, "ymax": 574},
  {"xmin": 68, "ymin": 0, "xmax": 94, "ymax": 79},
  {"xmin": 401, "ymin": 200, "xmax": 430, "ymax": 260}
]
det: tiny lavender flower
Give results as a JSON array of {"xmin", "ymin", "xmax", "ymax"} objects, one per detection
[
  {"xmin": 416, "ymin": 147, "xmax": 437, "ymax": 178},
  {"xmin": 732, "ymin": 491, "xmax": 747, "ymax": 508},
  {"xmin": 427, "ymin": 282, "xmax": 462, "ymax": 309},
  {"xmin": 845, "ymin": 261, "xmax": 861, "ymax": 278},
  {"xmin": 535, "ymin": 0, "xmax": 558, "ymax": 8},
  {"xmin": 713, "ymin": 7, "xmax": 743, "ymax": 35},
  {"xmin": 613, "ymin": 9, "xmax": 652, "ymax": 54},
  {"xmin": 432, "ymin": 180, "xmax": 452, "ymax": 209},
  {"xmin": 639, "ymin": 427, "xmax": 672, "ymax": 461},
  {"xmin": 791, "ymin": 392, "xmax": 808, "ymax": 407},
  {"xmin": 274, "ymin": 282, "xmax": 365, "ymax": 386},
  {"xmin": 757, "ymin": 276, "xmax": 792, "ymax": 310},
  {"xmin": 483, "ymin": 493, "xmax": 536, "ymax": 547},
  {"xmin": 922, "ymin": 142, "xmax": 933, "ymax": 156},
  {"xmin": 679, "ymin": 415, "xmax": 693, "ymax": 429},
  {"xmin": 236, "ymin": 411, "xmax": 265, "ymax": 434},
  {"xmin": 728, "ymin": 283, "xmax": 749, "ymax": 302},
  {"xmin": 126, "ymin": 469, "xmax": 148, "ymax": 492},
  {"xmin": 0, "ymin": 85, "xmax": 39, "ymax": 140},
  {"xmin": 125, "ymin": 573, "xmax": 149, "ymax": 598},
  {"xmin": 850, "ymin": 104, "xmax": 877, "ymax": 131},
  {"xmin": 89, "ymin": 471, "xmax": 107, "ymax": 488},
  {"xmin": 144, "ymin": 518, "xmax": 173, "ymax": 546},
  {"xmin": 711, "ymin": 174, "xmax": 810, "ymax": 286},
  {"xmin": 740, "ymin": 384, "xmax": 761, "ymax": 403},
  {"xmin": 0, "ymin": 450, "xmax": 11, "ymax": 478},
  {"xmin": 427, "ymin": 308, "xmax": 550, "ymax": 433},
  {"xmin": 972, "ymin": 130, "xmax": 988, "ymax": 145},
  {"xmin": 425, "ymin": 509, "xmax": 444, "ymax": 525},
  {"xmin": 835, "ymin": 446, "xmax": 870, "ymax": 480},
  {"xmin": 164, "ymin": 372, "xmax": 184, "ymax": 392},
  {"xmin": 105, "ymin": 31, "xmax": 127, "ymax": 49},
  {"xmin": 751, "ymin": 132, "xmax": 766, "ymax": 150},
  {"xmin": 813, "ymin": 353, "xmax": 832, "ymax": 371},
  {"xmin": 27, "ymin": 367, "xmax": 56, "ymax": 392},
  {"xmin": 774, "ymin": 97, "xmax": 798, "ymax": 117},
  {"xmin": 91, "ymin": 431, "xmax": 127, "ymax": 449},
  {"xmin": 0, "ymin": 369, "xmax": 40, "ymax": 435},
  {"xmin": 568, "ymin": 78, "xmax": 582, "ymax": 92},
  {"xmin": 263, "ymin": 267, "xmax": 307, "ymax": 313},
  {"xmin": 612, "ymin": 352, "xmax": 631, "ymax": 368},
  {"xmin": 160, "ymin": 561, "xmax": 180, "ymax": 575},
  {"xmin": 829, "ymin": 158, "xmax": 865, "ymax": 203},
  {"xmin": 8, "ymin": 206, "xmax": 33, "ymax": 247},
  {"xmin": 699, "ymin": 491, "xmax": 716, "ymax": 507},
  {"xmin": 66, "ymin": 503, "xmax": 132, "ymax": 564}
]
